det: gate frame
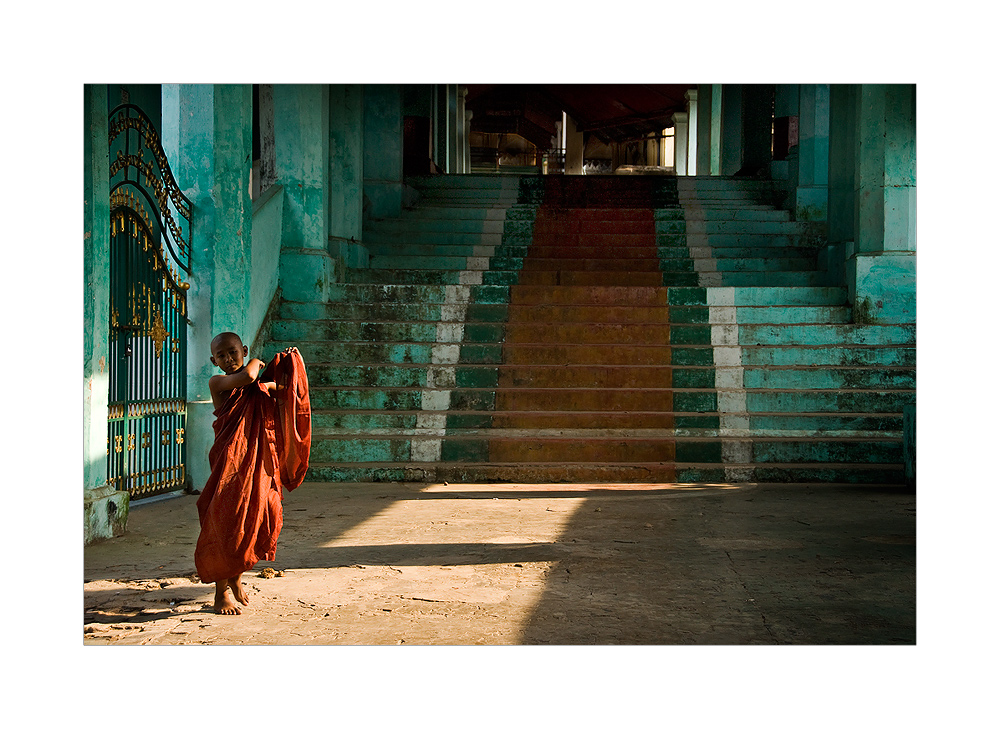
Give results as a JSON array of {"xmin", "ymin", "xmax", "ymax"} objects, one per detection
[{"xmin": 106, "ymin": 101, "xmax": 193, "ymax": 502}]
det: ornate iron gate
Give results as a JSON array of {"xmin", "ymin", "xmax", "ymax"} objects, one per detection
[{"xmin": 107, "ymin": 102, "xmax": 192, "ymax": 500}]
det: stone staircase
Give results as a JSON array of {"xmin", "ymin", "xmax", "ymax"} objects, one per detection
[{"xmin": 264, "ymin": 173, "xmax": 915, "ymax": 484}]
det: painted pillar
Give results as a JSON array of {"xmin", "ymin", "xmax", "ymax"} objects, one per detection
[
  {"xmin": 696, "ymin": 84, "xmax": 721, "ymax": 176},
  {"xmin": 565, "ymin": 114, "xmax": 585, "ymax": 174},
  {"xmin": 720, "ymin": 84, "xmax": 743, "ymax": 175},
  {"xmin": 173, "ymin": 84, "xmax": 254, "ymax": 494},
  {"xmin": 273, "ymin": 84, "xmax": 337, "ymax": 303},
  {"xmin": 433, "ymin": 85, "xmax": 450, "ymax": 172},
  {"xmin": 824, "ymin": 84, "xmax": 857, "ymax": 288},
  {"xmin": 672, "ymin": 112, "xmax": 688, "ymax": 175},
  {"xmin": 454, "ymin": 87, "xmax": 468, "ymax": 174},
  {"xmin": 84, "ymin": 84, "xmax": 128, "ymax": 542},
  {"xmin": 794, "ymin": 84, "xmax": 831, "ymax": 220},
  {"xmin": 328, "ymin": 84, "xmax": 366, "ymax": 277},
  {"xmin": 849, "ymin": 84, "xmax": 916, "ymax": 324},
  {"xmin": 464, "ymin": 109, "xmax": 473, "ymax": 174},
  {"xmin": 364, "ymin": 84, "xmax": 404, "ymax": 216},
  {"xmin": 828, "ymin": 84, "xmax": 857, "ymax": 247},
  {"xmin": 742, "ymin": 84, "xmax": 774, "ymax": 175},
  {"xmin": 684, "ymin": 89, "xmax": 698, "ymax": 175}
]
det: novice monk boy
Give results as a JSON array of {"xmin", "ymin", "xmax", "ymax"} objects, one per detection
[{"xmin": 194, "ymin": 332, "xmax": 311, "ymax": 615}]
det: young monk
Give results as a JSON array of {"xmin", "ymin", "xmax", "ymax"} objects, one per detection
[{"xmin": 194, "ymin": 332, "xmax": 311, "ymax": 615}]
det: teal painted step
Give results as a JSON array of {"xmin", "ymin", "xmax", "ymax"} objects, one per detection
[
  {"xmin": 738, "ymin": 324, "xmax": 915, "ymax": 346},
  {"xmin": 750, "ymin": 439, "xmax": 904, "ymax": 464},
  {"xmin": 312, "ymin": 437, "xmax": 412, "ymax": 463},
  {"xmin": 312, "ymin": 411, "xmax": 420, "ymax": 429},
  {"xmin": 707, "ymin": 272, "xmax": 836, "ymax": 287},
  {"xmin": 724, "ymin": 307, "xmax": 851, "ymax": 325},
  {"xmin": 658, "ymin": 232, "xmax": 821, "ymax": 248},
  {"xmin": 267, "ymin": 340, "xmax": 435, "ymax": 364},
  {"xmin": 745, "ymin": 390, "xmax": 915, "ymax": 413},
  {"xmin": 394, "ymin": 207, "xmax": 522, "ymax": 220},
  {"xmin": 366, "ymin": 231, "xmax": 501, "ymax": 247},
  {"xmin": 739, "ymin": 346, "xmax": 914, "ymax": 367},
  {"xmin": 669, "ymin": 209, "xmax": 792, "ymax": 222},
  {"xmin": 676, "ymin": 465, "xmax": 904, "ymax": 485},
  {"xmin": 306, "ymin": 464, "xmax": 427, "ymax": 483},
  {"xmin": 658, "ymin": 246, "xmax": 816, "ymax": 260},
  {"xmin": 347, "ymin": 269, "xmax": 467, "ymax": 285},
  {"xmin": 746, "ymin": 414, "xmax": 903, "ymax": 435},
  {"xmin": 369, "ymin": 218, "xmax": 506, "ymax": 233},
  {"xmin": 367, "ymin": 242, "xmax": 495, "ymax": 258},
  {"xmin": 310, "ymin": 388, "xmax": 425, "ymax": 411},
  {"xmin": 660, "ymin": 258, "xmax": 818, "ymax": 273},
  {"xmin": 741, "ymin": 367, "xmax": 915, "ymax": 390},
  {"xmin": 308, "ymin": 364, "xmax": 429, "ymax": 388},
  {"xmin": 273, "ymin": 320, "xmax": 440, "ymax": 342},
  {"xmin": 328, "ymin": 284, "xmax": 511, "ymax": 305},
  {"xmin": 369, "ymin": 255, "xmax": 474, "ymax": 271}
]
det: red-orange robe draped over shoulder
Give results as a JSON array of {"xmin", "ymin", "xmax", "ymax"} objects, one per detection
[{"xmin": 195, "ymin": 350, "xmax": 311, "ymax": 584}]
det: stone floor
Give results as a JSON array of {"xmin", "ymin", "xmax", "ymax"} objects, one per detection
[{"xmin": 83, "ymin": 480, "xmax": 915, "ymax": 646}]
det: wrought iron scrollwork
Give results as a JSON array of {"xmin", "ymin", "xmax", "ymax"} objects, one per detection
[{"xmin": 107, "ymin": 101, "xmax": 191, "ymax": 501}]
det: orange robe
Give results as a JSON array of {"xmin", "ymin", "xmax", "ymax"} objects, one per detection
[{"xmin": 194, "ymin": 350, "xmax": 311, "ymax": 584}]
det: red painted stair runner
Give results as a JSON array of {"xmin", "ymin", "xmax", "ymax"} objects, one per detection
[{"xmin": 491, "ymin": 177, "xmax": 676, "ymax": 477}]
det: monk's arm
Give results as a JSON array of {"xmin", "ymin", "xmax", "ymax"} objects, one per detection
[{"xmin": 209, "ymin": 358, "xmax": 267, "ymax": 397}]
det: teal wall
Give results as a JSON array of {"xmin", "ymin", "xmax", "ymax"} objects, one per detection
[
  {"xmin": 84, "ymin": 84, "xmax": 129, "ymax": 542},
  {"xmin": 274, "ymin": 84, "xmax": 339, "ymax": 302},
  {"xmin": 171, "ymin": 84, "xmax": 255, "ymax": 492},
  {"xmin": 364, "ymin": 84, "xmax": 404, "ymax": 218},
  {"xmin": 250, "ymin": 183, "xmax": 284, "ymax": 332},
  {"xmin": 328, "ymin": 84, "xmax": 367, "ymax": 277}
]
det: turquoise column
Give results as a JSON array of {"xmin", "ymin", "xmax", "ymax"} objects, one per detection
[
  {"xmin": 824, "ymin": 84, "xmax": 857, "ymax": 287},
  {"xmin": 84, "ymin": 84, "xmax": 129, "ymax": 542},
  {"xmin": 696, "ymin": 84, "xmax": 721, "ymax": 175},
  {"xmin": 828, "ymin": 84, "xmax": 857, "ymax": 246},
  {"xmin": 741, "ymin": 84, "xmax": 774, "ymax": 175},
  {"xmin": 173, "ymin": 84, "xmax": 255, "ymax": 493},
  {"xmin": 364, "ymin": 84, "xmax": 404, "ymax": 218},
  {"xmin": 720, "ymin": 84, "xmax": 743, "ymax": 176},
  {"xmin": 274, "ymin": 84, "xmax": 337, "ymax": 302},
  {"xmin": 849, "ymin": 84, "xmax": 916, "ymax": 324},
  {"xmin": 329, "ymin": 84, "xmax": 367, "ymax": 278},
  {"xmin": 794, "ymin": 84, "xmax": 830, "ymax": 220}
]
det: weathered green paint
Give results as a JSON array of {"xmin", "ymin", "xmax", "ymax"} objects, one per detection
[
  {"xmin": 84, "ymin": 84, "xmax": 129, "ymax": 543},
  {"xmin": 169, "ymin": 84, "xmax": 257, "ymax": 493},
  {"xmin": 328, "ymin": 84, "xmax": 365, "ymax": 275},
  {"xmin": 363, "ymin": 84, "xmax": 404, "ymax": 219}
]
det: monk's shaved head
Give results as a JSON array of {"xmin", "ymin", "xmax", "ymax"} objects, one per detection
[{"xmin": 212, "ymin": 331, "xmax": 243, "ymax": 350}]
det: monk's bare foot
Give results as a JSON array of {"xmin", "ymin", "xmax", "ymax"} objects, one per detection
[
  {"xmin": 214, "ymin": 581, "xmax": 241, "ymax": 615},
  {"xmin": 229, "ymin": 574, "xmax": 249, "ymax": 606}
]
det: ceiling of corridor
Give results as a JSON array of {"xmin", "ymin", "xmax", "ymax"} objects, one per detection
[{"xmin": 465, "ymin": 84, "xmax": 693, "ymax": 147}]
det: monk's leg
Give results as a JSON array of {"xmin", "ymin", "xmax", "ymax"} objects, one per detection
[
  {"xmin": 229, "ymin": 573, "xmax": 249, "ymax": 606},
  {"xmin": 214, "ymin": 580, "xmax": 241, "ymax": 615}
]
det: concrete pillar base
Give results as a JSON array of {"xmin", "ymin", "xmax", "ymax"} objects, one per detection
[
  {"xmin": 848, "ymin": 251, "xmax": 915, "ymax": 324},
  {"xmin": 280, "ymin": 248, "xmax": 337, "ymax": 302},
  {"xmin": 328, "ymin": 236, "xmax": 369, "ymax": 281},
  {"xmin": 795, "ymin": 185, "xmax": 828, "ymax": 221},
  {"xmin": 84, "ymin": 486, "xmax": 130, "ymax": 544}
]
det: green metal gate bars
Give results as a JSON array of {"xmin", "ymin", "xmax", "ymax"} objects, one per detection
[{"xmin": 107, "ymin": 102, "xmax": 192, "ymax": 500}]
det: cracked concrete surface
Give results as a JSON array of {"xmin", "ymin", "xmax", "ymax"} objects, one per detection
[{"xmin": 83, "ymin": 480, "xmax": 915, "ymax": 645}]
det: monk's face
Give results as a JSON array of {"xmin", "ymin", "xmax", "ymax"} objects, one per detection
[{"xmin": 210, "ymin": 335, "xmax": 247, "ymax": 374}]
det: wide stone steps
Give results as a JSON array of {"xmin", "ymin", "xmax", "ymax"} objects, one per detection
[{"xmin": 261, "ymin": 173, "xmax": 912, "ymax": 485}]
